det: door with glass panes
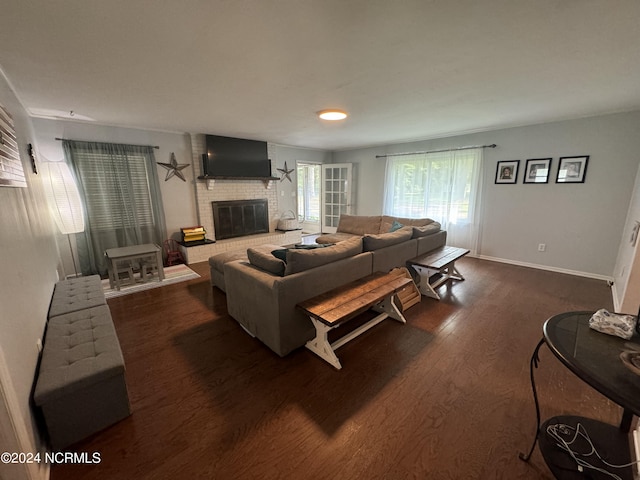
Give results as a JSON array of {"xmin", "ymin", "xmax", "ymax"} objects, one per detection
[{"xmin": 321, "ymin": 163, "xmax": 352, "ymax": 233}]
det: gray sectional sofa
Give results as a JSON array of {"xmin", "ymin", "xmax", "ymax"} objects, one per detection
[{"xmin": 219, "ymin": 214, "xmax": 446, "ymax": 357}]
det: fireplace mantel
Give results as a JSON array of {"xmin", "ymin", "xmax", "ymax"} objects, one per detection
[{"xmin": 197, "ymin": 175, "xmax": 280, "ymax": 190}]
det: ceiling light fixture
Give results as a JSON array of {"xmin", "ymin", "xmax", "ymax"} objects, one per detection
[{"xmin": 318, "ymin": 109, "xmax": 348, "ymax": 121}]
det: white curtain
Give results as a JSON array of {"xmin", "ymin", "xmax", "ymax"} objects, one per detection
[{"xmin": 383, "ymin": 148, "xmax": 484, "ymax": 254}]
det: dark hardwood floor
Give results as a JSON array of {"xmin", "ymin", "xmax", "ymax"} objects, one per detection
[{"xmin": 50, "ymin": 257, "xmax": 622, "ymax": 479}]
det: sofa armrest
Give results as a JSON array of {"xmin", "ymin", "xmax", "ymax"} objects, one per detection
[
  {"xmin": 371, "ymin": 238, "xmax": 418, "ymax": 273},
  {"xmin": 315, "ymin": 232, "xmax": 359, "ymax": 244},
  {"xmin": 416, "ymin": 230, "xmax": 447, "ymax": 256},
  {"xmin": 337, "ymin": 214, "xmax": 382, "ymax": 235}
]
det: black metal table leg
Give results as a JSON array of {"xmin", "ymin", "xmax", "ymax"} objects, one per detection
[
  {"xmin": 519, "ymin": 337, "xmax": 546, "ymax": 462},
  {"xmin": 620, "ymin": 408, "xmax": 634, "ymax": 433}
]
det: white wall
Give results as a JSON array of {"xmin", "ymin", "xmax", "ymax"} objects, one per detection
[
  {"xmin": 271, "ymin": 144, "xmax": 331, "ymax": 220},
  {"xmin": 0, "ymin": 72, "xmax": 58, "ymax": 480},
  {"xmin": 333, "ymin": 111, "xmax": 640, "ymax": 279},
  {"xmin": 613, "ymin": 163, "xmax": 640, "ymax": 312},
  {"xmin": 32, "ymin": 118, "xmax": 198, "ymax": 241}
]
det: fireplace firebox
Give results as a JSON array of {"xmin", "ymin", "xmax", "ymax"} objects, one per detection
[{"xmin": 212, "ymin": 199, "xmax": 269, "ymax": 240}]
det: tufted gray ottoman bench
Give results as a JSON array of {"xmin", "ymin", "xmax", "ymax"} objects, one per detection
[
  {"xmin": 34, "ymin": 305, "xmax": 131, "ymax": 449},
  {"xmin": 48, "ymin": 275, "xmax": 106, "ymax": 319}
]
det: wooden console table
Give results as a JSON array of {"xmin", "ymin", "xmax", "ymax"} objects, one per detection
[
  {"xmin": 407, "ymin": 246, "xmax": 469, "ymax": 299},
  {"xmin": 297, "ymin": 272, "xmax": 412, "ymax": 369}
]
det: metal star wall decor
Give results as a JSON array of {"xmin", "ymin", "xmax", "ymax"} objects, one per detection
[
  {"xmin": 277, "ymin": 161, "xmax": 294, "ymax": 182},
  {"xmin": 157, "ymin": 152, "xmax": 189, "ymax": 182}
]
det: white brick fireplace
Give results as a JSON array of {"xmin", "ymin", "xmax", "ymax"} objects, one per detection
[{"xmin": 179, "ymin": 134, "xmax": 301, "ymax": 264}]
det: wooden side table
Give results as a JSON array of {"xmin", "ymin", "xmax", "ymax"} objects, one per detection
[{"xmin": 520, "ymin": 311, "xmax": 640, "ymax": 479}]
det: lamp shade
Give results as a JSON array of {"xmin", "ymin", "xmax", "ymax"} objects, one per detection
[{"xmin": 41, "ymin": 162, "xmax": 85, "ymax": 234}]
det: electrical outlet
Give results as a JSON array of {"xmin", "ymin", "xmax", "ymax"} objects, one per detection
[
  {"xmin": 538, "ymin": 243, "xmax": 546, "ymax": 252},
  {"xmin": 36, "ymin": 338, "xmax": 43, "ymax": 353}
]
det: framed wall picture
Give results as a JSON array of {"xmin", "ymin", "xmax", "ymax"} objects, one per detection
[
  {"xmin": 495, "ymin": 160, "xmax": 519, "ymax": 184},
  {"xmin": 556, "ymin": 155, "xmax": 589, "ymax": 183},
  {"xmin": 0, "ymin": 103, "xmax": 27, "ymax": 187},
  {"xmin": 524, "ymin": 158, "xmax": 552, "ymax": 184}
]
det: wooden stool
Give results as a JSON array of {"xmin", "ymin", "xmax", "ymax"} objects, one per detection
[
  {"xmin": 140, "ymin": 259, "xmax": 159, "ymax": 282},
  {"xmin": 113, "ymin": 261, "xmax": 135, "ymax": 287}
]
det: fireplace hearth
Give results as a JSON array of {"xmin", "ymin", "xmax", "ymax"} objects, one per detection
[{"xmin": 212, "ymin": 199, "xmax": 269, "ymax": 240}]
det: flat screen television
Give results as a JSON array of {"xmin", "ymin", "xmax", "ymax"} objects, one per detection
[{"xmin": 203, "ymin": 134, "xmax": 272, "ymax": 178}]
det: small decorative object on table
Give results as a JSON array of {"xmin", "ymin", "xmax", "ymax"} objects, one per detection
[{"xmin": 588, "ymin": 309, "xmax": 636, "ymax": 339}]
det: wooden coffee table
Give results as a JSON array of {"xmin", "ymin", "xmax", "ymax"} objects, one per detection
[
  {"xmin": 297, "ymin": 272, "xmax": 411, "ymax": 369},
  {"xmin": 408, "ymin": 246, "xmax": 469, "ymax": 300}
]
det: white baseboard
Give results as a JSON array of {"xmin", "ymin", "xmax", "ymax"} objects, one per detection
[
  {"xmin": 611, "ymin": 282, "xmax": 623, "ymax": 312},
  {"xmin": 474, "ymin": 254, "xmax": 614, "ymax": 283}
]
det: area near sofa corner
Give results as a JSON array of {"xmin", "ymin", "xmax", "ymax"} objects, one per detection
[{"xmin": 209, "ymin": 214, "xmax": 447, "ymax": 358}]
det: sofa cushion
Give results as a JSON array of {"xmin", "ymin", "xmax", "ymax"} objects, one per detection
[
  {"xmin": 380, "ymin": 215, "xmax": 437, "ymax": 233},
  {"xmin": 315, "ymin": 232, "xmax": 359, "ymax": 244},
  {"xmin": 209, "ymin": 249, "xmax": 248, "ymax": 273},
  {"xmin": 272, "ymin": 243, "xmax": 334, "ymax": 262},
  {"xmin": 284, "ymin": 236, "xmax": 363, "ymax": 275},
  {"xmin": 412, "ymin": 222, "xmax": 442, "ymax": 238},
  {"xmin": 337, "ymin": 214, "xmax": 382, "ymax": 235},
  {"xmin": 247, "ymin": 245, "xmax": 287, "ymax": 276},
  {"xmin": 363, "ymin": 226, "xmax": 413, "ymax": 251}
]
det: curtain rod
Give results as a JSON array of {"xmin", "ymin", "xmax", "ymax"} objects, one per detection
[
  {"xmin": 55, "ymin": 137, "xmax": 160, "ymax": 149},
  {"xmin": 375, "ymin": 143, "xmax": 496, "ymax": 158}
]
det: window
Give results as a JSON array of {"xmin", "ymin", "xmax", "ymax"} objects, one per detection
[
  {"xmin": 63, "ymin": 140, "xmax": 166, "ymax": 275},
  {"xmin": 73, "ymin": 150, "xmax": 155, "ymax": 231},
  {"xmin": 297, "ymin": 162, "xmax": 321, "ymax": 228},
  {"xmin": 383, "ymin": 148, "xmax": 483, "ymax": 252}
]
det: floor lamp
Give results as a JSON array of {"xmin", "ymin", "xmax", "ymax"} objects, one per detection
[{"xmin": 41, "ymin": 162, "xmax": 85, "ymax": 278}]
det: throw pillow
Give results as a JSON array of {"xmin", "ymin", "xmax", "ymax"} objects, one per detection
[
  {"xmin": 271, "ymin": 249, "xmax": 288, "ymax": 262},
  {"xmin": 389, "ymin": 220, "xmax": 404, "ymax": 232}
]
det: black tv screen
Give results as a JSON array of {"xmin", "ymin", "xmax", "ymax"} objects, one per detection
[{"xmin": 204, "ymin": 135, "xmax": 271, "ymax": 178}]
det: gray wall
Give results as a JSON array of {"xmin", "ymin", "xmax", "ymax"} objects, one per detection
[
  {"xmin": 0, "ymin": 74, "xmax": 57, "ymax": 480},
  {"xmin": 333, "ymin": 111, "xmax": 640, "ymax": 278},
  {"xmin": 32, "ymin": 119, "xmax": 198, "ymax": 275}
]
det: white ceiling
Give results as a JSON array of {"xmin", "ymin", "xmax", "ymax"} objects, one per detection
[{"xmin": 1, "ymin": 1, "xmax": 639, "ymax": 150}]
